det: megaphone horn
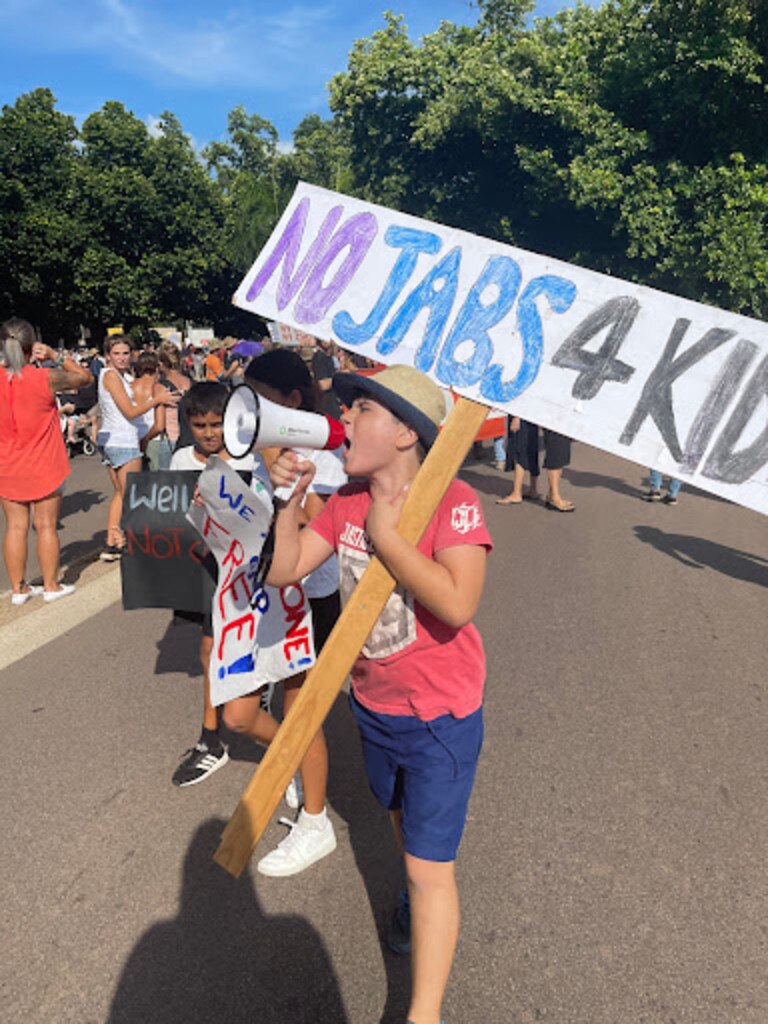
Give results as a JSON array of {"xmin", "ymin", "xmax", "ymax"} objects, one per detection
[{"xmin": 223, "ymin": 384, "xmax": 346, "ymax": 459}]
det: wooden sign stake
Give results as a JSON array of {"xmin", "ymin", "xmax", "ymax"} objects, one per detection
[{"xmin": 214, "ymin": 396, "xmax": 490, "ymax": 877}]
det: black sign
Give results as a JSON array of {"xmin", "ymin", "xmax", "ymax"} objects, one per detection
[{"xmin": 120, "ymin": 471, "xmax": 217, "ymax": 613}]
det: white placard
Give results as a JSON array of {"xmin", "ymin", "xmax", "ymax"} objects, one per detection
[
  {"xmin": 234, "ymin": 183, "xmax": 768, "ymax": 516},
  {"xmin": 188, "ymin": 457, "xmax": 315, "ymax": 706}
]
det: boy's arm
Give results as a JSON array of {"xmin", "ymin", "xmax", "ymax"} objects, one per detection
[
  {"xmin": 267, "ymin": 503, "xmax": 334, "ymax": 586},
  {"xmin": 266, "ymin": 449, "xmax": 334, "ymax": 586},
  {"xmin": 366, "ymin": 496, "xmax": 486, "ymax": 628}
]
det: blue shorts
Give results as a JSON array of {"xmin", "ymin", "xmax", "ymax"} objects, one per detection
[
  {"xmin": 100, "ymin": 445, "xmax": 141, "ymax": 469},
  {"xmin": 350, "ymin": 693, "xmax": 483, "ymax": 862}
]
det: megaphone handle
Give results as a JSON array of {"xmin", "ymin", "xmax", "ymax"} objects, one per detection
[{"xmin": 273, "ymin": 448, "xmax": 312, "ymax": 503}]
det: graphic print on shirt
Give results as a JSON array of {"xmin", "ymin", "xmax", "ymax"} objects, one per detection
[
  {"xmin": 451, "ymin": 502, "xmax": 483, "ymax": 535},
  {"xmin": 338, "ymin": 523, "xmax": 416, "ymax": 660}
]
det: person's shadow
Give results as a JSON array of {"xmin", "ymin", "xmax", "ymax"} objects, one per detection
[
  {"xmin": 60, "ymin": 488, "xmax": 104, "ymax": 520},
  {"xmin": 211, "ymin": 690, "xmax": 413, "ymax": 1023},
  {"xmin": 107, "ymin": 818, "xmax": 350, "ymax": 1024},
  {"xmin": 634, "ymin": 526, "xmax": 768, "ymax": 587}
]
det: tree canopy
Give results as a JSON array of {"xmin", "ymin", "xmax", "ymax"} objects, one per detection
[{"xmin": 1, "ymin": 0, "xmax": 766, "ymax": 340}]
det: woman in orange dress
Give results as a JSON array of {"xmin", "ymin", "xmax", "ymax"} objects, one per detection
[{"xmin": 0, "ymin": 318, "xmax": 92, "ymax": 604}]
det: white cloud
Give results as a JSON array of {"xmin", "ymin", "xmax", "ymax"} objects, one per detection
[{"xmin": 144, "ymin": 113, "xmax": 163, "ymax": 137}]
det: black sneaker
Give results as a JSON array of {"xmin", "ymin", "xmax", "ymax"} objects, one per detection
[
  {"xmin": 259, "ymin": 681, "xmax": 275, "ymax": 715},
  {"xmin": 99, "ymin": 544, "xmax": 123, "ymax": 562},
  {"xmin": 386, "ymin": 888, "xmax": 411, "ymax": 955},
  {"xmin": 662, "ymin": 493, "xmax": 678, "ymax": 505},
  {"xmin": 642, "ymin": 489, "xmax": 662, "ymax": 502},
  {"xmin": 172, "ymin": 739, "xmax": 229, "ymax": 787}
]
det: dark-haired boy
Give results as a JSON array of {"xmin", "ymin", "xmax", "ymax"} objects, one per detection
[
  {"xmin": 170, "ymin": 383, "xmax": 254, "ymax": 786},
  {"xmin": 268, "ymin": 365, "xmax": 491, "ymax": 1024}
]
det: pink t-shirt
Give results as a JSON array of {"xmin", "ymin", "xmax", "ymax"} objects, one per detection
[{"xmin": 309, "ymin": 478, "xmax": 492, "ymax": 721}]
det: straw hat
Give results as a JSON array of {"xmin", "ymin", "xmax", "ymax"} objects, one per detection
[{"xmin": 333, "ymin": 365, "xmax": 446, "ymax": 449}]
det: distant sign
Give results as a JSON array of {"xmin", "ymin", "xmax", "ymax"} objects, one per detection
[
  {"xmin": 267, "ymin": 321, "xmax": 317, "ymax": 348},
  {"xmin": 235, "ymin": 183, "xmax": 768, "ymax": 516}
]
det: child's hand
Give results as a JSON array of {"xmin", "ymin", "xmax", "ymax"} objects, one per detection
[
  {"xmin": 270, "ymin": 449, "xmax": 315, "ymax": 505},
  {"xmin": 192, "ymin": 483, "xmax": 205, "ymax": 507},
  {"xmin": 366, "ymin": 484, "xmax": 408, "ymax": 546}
]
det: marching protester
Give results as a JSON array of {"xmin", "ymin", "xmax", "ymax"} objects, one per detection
[
  {"xmin": 310, "ymin": 337, "xmax": 343, "ymax": 418},
  {"xmin": 97, "ymin": 335, "xmax": 178, "ymax": 562},
  {"xmin": 220, "ymin": 349, "xmax": 345, "ymax": 876},
  {"xmin": 169, "ymin": 382, "xmax": 255, "ymax": 786},
  {"xmin": 496, "ymin": 417, "xmax": 541, "ymax": 505},
  {"xmin": 267, "ymin": 365, "xmax": 491, "ymax": 1024},
  {"xmin": 132, "ymin": 350, "xmax": 171, "ymax": 471},
  {"xmin": 0, "ymin": 318, "xmax": 91, "ymax": 603},
  {"xmin": 644, "ymin": 469, "xmax": 682, "ymax": 505},
  {"xmin": 156, "ymin": 341, "xmax": 192, "ymax": 452},
  {"xmin": 543, "ymin": 429, "xmax": 575, "ymax": 512}
]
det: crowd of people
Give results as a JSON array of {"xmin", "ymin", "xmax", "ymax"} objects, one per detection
[{"xmin": 1, "ymin": 316, "xmax": 686, "ymax": 1024}]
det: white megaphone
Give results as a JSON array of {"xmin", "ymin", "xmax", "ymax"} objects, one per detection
[{"xmin": 223, "ymin": 384, "xmax": 346, "ymax": 500}]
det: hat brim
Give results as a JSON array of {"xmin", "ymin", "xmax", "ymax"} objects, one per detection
[{"xmin": 332, "ymin": 372, "xmax": 439, "ymax": 449}]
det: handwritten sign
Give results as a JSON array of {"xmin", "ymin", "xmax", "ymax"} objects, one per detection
[
  {"xmin": 188, "ymin": 456, "xmax": 315, "ymax": 706},
  {"xmin": 120, "ymin": 471, "xmax": 217, "ymax": 613},
  {"xmin": 233, "ymin": 183, "xmax": 768, "ymax": 516}
]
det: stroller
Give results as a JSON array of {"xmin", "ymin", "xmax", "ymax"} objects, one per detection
[{"xmin": 62, "ymin": 411, "xmax": 97, "ymax": 457}]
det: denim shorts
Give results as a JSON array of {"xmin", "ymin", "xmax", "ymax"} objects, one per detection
[
  {"xmin": 350, "ymin": 693, "xmax": 483, "ymax": 862},
  {"xmin": 100, "ymin": 445, "xmax": 141, "ymax": 469}
]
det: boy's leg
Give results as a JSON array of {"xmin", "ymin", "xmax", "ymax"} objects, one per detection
[
  {"xmin": 172, "ymin": 629, "xmax": 229, "ymax": 787},
  {"xmin": 405, "ymin": 854, "xmax": 459, "ymax": 1024},
  {"xmin": 200, "ymin": 634, "xmax": 218, "ymax": 733},
  {"xmin": 283, "ymin": 677, "xmax": 328, "ymax": 816}
]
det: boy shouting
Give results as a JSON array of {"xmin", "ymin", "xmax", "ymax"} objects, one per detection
[{"xmin": 268, "ymin": 365, "xmax": 491, "ymax": 1024}]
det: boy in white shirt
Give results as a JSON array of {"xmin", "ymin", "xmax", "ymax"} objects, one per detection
[{"xmin": 170, "ymin": 382, "xmax": 253, "ymax": 786}]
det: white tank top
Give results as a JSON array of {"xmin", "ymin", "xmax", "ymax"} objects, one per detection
[{"xmin": 97, "ymin": 369, "xmax": 141, "ymax": 447}]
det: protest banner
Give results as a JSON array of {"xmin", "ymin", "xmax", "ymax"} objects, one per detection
[
  {"xmin": 235, "ymin": 182, "xmax": 768, "ymax": 517},
  {"xmin": 214, "ymin": 182, "xmax": 767, "ymax": 874},
  {"xmin": 120, "ymin": 471, "xmax": 216, "ymax": 614},
  {"xmin": 188, "ymin": 456, "xmax": 315, "ymax": 706}
]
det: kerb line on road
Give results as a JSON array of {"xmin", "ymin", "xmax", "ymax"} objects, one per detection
[{"xmin": 0, "ymin": 567, "xmax": 121, "ymax": 672}]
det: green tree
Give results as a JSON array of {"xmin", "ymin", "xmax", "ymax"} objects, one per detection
[
  {"xmin": 205, "ymin": 106, "xmax": 283, "ymax": 274},
  {"xmin": 75, "ymin": 102, "xmax": 228, "ymax": 336},
  {"xmin": 0, "ymin": 88, "xmax": 81, "ymax": 339},
  {"xmin": 330, "ymin": 1, "xmax": 768, "ymax": 318}
]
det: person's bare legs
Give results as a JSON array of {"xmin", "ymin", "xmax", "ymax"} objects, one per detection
[
  {"xmin": 547, "ymin": 467, "xmax": 574, "ymax": 510},
  {"xmin": 388, "ymin": 812, "xmax": 459, "ymax": 1024},
  {"xmin": 497, "ymin": 464, "xmax": 539, "ymax": 505},
  {"xmin": 283, "ymin": 676, "xmax": 328, "ymax": 815},
  {"xmin": 405, "ymin": 855, "xmax": 459, "ymax": 1024},
  {"xmin": 222, "ymin": 673, "xmax": 328, "ymax": 814},
  {"xmin": 222, "ymin": 691, "xmax": 281, "ymax": 745},
  {"xmin": 200, "ymin": 635, "xmax": 218, "ymax": 732},
  {"xmin": 106, "ymin": 458, "xmax": 141, "ymax": 546},
  {"xmin": 31, "ymin": 491, "xmax": 63, "ymax": 591},
  {"xmin": 1, "ymin": 498, "xmax": 31, "ymax": 593}
]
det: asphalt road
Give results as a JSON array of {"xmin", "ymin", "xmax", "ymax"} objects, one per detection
[{"xmin": 1, "ymin": 445, "xmax": 767, "ymax": 1023}]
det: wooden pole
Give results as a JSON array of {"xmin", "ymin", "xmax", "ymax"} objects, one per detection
[{"xmin": 214, "ymin": 396, "xmax": 490, "ymax": 877}]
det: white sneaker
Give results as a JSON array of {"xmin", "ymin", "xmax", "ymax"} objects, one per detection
[
  {"xmin": 257, "ymin": 810, "xmax": 337, "ymax": 877},
  {"xmin": 285, "ymin": 773, "xmax": 303, "ymax": 810},
  {"xmin": 10, "ymin": 585, "xmax": 44, "ymax": 606},
  {"xmin": 43, "ymin": 583, "xmax": 75, "ymax": 603}
]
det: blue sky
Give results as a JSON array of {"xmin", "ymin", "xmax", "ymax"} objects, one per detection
[{"xmin": 1, "ymin": 1, "xmax": 596, "ymax": 150}]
